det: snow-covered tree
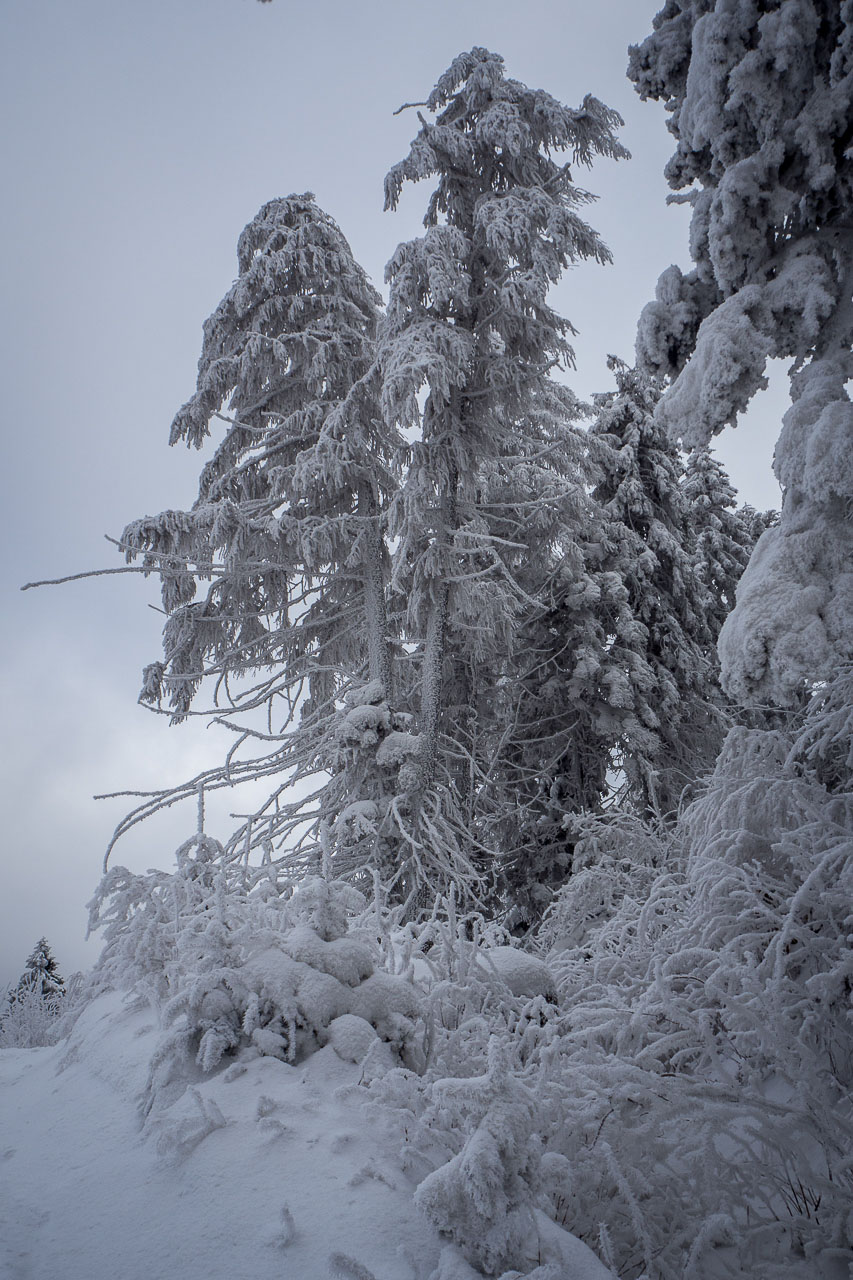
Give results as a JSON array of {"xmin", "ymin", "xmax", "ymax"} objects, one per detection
[
  {"xmin": 630, "ymin": 0, "xmax": 853, "ymax": 705},
  {"xmin": 379, "ymin": 47, "xmax": 628, "ymax": 898},
  {"xmin": 586, "ymin": 361, "xmax": 725, "ymax": 818},
  {"xmin": 682, "ymin": 445, "xmax": 761, "ymax": 634},
  {"xmin": 11, "ymin": 937, "xmax": 66, "ymax": 1003},
  {"xmin": 501, "ymin": 366, "xmax": 764, "ymax": 921},
  {"xmin": 118, "ymin": 195, "xmax": 404, "ymax": 883},
  {"xmin": 2, "ymin": 938, "xmax": 67, "ymax": 1048},
  {"xmin": 497, "ymin": 480, "xmax": 657, "ymax": 920}
]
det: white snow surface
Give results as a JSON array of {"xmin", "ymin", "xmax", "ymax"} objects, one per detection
[
  {"xmin": 474, "ymin": 947, "xmax": 557, "ymax": 1001},
  {"xmin": 0, "ymin": 990, "xmax": 613, "ymax": 1280}
]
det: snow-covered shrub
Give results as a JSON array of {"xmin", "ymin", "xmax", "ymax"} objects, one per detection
[
  {"xmin": 532, "ymin": 711, "xmax": 853, "ymax": 1278},
  {"xmin": 415, "ymin": 1037, "xmax": 543, "ymax": 1276},
  {"xmin": 539, "ymin": 811, "xmax": 671, "ymax": 956},
  {"xmin": 363, "ymin": 898, "xmax": 577, "ymax": 1275},
  {"xmin": 1, "ymin": 981, "xmax": 64, "ymax": 1048},
  {"xmin": 368, "ymin": 679, "xmax": 853, "ymax": 1279},
  {"xmin": 88, "ymin": 835, "xmax": 423, "ymax": 1105},
  {"xmin": 1, "ymin": 970, "xmax": 86, "ymax": 1049},
  {"xmin": 399, "ymin": 892, "xmax": 555, "ymax": 1081}
]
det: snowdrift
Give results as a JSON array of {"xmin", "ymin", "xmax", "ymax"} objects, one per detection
[{"xmin": 0, "ymin": 988, "xmax": 611, "ymax": 1280}]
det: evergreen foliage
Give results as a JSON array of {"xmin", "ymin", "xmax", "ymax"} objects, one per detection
[
  {"xmin": 13, "ymin": 937, "xmax": 65, "ymax": 1003},
  {"xmin": 110, "ymin": 51, "xmax": 633, "ymax": 909},
  {"xmin": 378, "ymin": 47, "xmax": 628, "ymax": 899},
  {"xmin": 587, "ymin": 360, "xmax": 724, "ymax": 817},
  {"xmin": 500, "ymin": 361, "xmax": 754, "ymax": 923},
  {"xmin": 630, "ymin": 0, "xmax": 853, "ymax": 705},
  {"xmin": 2, "ymin": 939, "xmax": 67, "ymax": 1049},
  {"xmin": 23, "ymin": 22, "xmax": 853, "ymax": 1280},
  {"xmin": 117, "ymin": 195, "xmax": 405, "ymax": 885},
  {"xmin": 682, "ymin": 445, "xmax": 756, "ymax": 633}
]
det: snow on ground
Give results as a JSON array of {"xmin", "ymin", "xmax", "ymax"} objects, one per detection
[{"xmin": 0, "ymin": 991, "xmax": 612, "ymax": 1280}]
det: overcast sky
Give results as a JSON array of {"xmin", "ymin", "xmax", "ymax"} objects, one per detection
[{"xmin": 0, "ymin": 0, "xmax": 786, "ymax": 986}]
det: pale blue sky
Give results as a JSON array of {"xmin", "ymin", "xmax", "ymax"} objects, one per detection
[{"xmin": 0, "ymin": 0, "xmax": 783, "ymax": 984}]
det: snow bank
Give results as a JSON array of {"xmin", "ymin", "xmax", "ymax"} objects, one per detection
[{"xmin": 0, "ymin": 989, "xmax": 613, "ymax": 1280}]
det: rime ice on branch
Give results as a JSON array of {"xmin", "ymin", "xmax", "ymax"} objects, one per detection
[
  {"xmin": 630, "ymin": 1, "xmax": 853, "ymax": 703},
  {"xmin": 105, "ymin": 54, "xmax": 630, "ymax": 905},
  {"xmin": 379, "ymin": 47, "xmax": 628, "ymax": 888},
  {"xmin": 119, "ymin": 195, "xmax": 401, "ymax": 880}
]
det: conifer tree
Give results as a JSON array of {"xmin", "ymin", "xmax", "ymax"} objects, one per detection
[
  {"xmin": 630, "ymin": 0, "xmax": 853, "ymax": 705},
  {"xmin": 498, "ymin": 533, "xmax": 656, "ymax": 923},
  {"xmin": 682, "ymin": 446, "xmax": 759, "ymax": 635},
  {"xmin": 587, "ymin": 362, "xmax": 730, "ymax": 816},
  {"xmin": 12, "ymin": 938, "xmax": 65, "ymax": 1003},
  {"xmin": 118, "ymin": 195, "xmax": 402, "ymax": 880},
  {"xmin": 505, "ymin": 362, "xmax": 732, "ymax": 923},
  {"xmin": 502, "ymin": 368, "xmax": 760, "ymax": 920},
  {"xmin": 378, "ymin": 48, "xmax": 628, "ymax": 897}
]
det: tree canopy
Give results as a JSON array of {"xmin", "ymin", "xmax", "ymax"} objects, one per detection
[{"xmin": 631, "ymin": 0, "xmax": 853, "ymax": 704}]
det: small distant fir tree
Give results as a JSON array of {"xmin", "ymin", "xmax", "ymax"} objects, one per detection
[
  {"xmin": 10, "ymin": 937, "xmax": 66, "ymax": 1004},
  {"xmin": 2, "ymin": 938, "xmax": 66, "ymax": 1049}
]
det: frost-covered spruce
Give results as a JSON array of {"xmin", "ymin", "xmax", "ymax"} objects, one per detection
[
  {"xmin": 117, "ymin": 195, "xmax": 403, "ymax": 880},
  {"xmin": 587, "ymin": 361, "xmax": 726, "ymax": 817},
  {"xmin": 682, "ymin": 445, "xmax": 763, "ymax": 635},
  {"xmin": 2, "ymin": 938, "xmax": 67, "ymax": 1048},
  {"xmin": 10, "ymin": 937, "xmax": 66, "ymax": 1004},
  {"xmin": 379, "ymin": 48, "xmax": 627, "ymax": 895},
  {"xmin": 631, "ymin": 1, "xmax": 853, "ymax": 704},
  {"xmin": 507, "ymin": 361, "xmax": 736, "ymax": 917},
  {"xmin": 498, "ymin": 485, "xmax": 659, "ymax": 916},
  {"xmin": 503, "ymin": 364, "xmax": 745, "ymax": 915}
]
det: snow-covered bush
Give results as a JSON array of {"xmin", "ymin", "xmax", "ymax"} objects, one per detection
[
  {"xmin": 2, "ymin": 981, "xmax": 63, "ymax": 1049},
  {"xmin": 532, "ymin": 703, "xmax": 853, "ymax": 1277},
  {"xmin": 415, "ymin": 1036, "xmax": 543, "ymax": 1276},
  {"xmin": 538, "ymin": 811, "xmax": 670, "ymax": 955},
  {"xmin": 1, "ymin": 971, "xmax": 86, "ymax": 1049},
  {"xmin": 363, "ymin": 899, "xmax": 579, "ymax": 1276},
  {"xmin": 88, "ymin": 834, "xmax": 423, "ymax": 1105},
  {"xmin": 367, "ymin": 674, "xmax": 853, "ymax": 1279}
]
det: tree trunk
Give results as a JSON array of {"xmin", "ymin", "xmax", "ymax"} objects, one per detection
[
  {"xmin": 415, "ymin": 473, "xmax": 457, "ymax": 793},
  {"xmin": 358, "ymin": 479, "xmax": 392, "ymax": 698}
]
